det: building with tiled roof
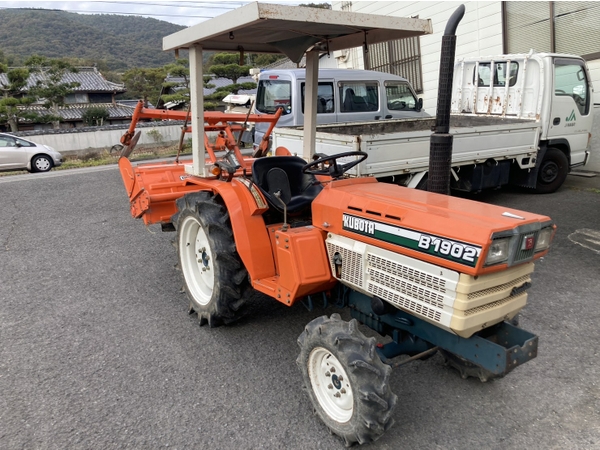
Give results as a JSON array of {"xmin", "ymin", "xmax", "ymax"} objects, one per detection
[{"xmin": 0, "ymin": 67, "xmax": 135, "ymax": 131}]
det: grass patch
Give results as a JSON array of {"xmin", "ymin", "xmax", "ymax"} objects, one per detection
[{"xmin": 567, "ymin": 186, "xmax": 600, "ymax": 194}]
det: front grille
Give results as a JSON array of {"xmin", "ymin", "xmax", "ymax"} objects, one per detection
[
  {"xmin": 367, "ymin": 254, "xmax": 447, "ymax": 292},
  {"xmin": 463, "ymin": 292, "xmax": 525, "ymax": 316},
  {"xmin": 325, "ymin": 232, "xmax": 533, "ymax": 338},
  {"xmin": 467, "ymin": 275, "xmax": 531, "ymax": 300},
  {"xmin": 326, "ymin": 242, "xmax": 363, "ymax": 288},
  {"xmin": 514, "ymin": 231, "xmax": 539, "ymax": 263},
  {"xmin": 369, "ymin": 282, "xmax": 443, "ymax": 322},
  {"xmin": 369, "ymin": 268, "xmax": 445, "ymax": 309}
]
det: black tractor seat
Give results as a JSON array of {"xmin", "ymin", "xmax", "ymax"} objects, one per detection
[{"xmin": 252, "ymin": 156, "xmax": 323, "ymax": 216}]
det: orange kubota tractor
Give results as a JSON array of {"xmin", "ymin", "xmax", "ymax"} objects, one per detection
[{"xmin": 117, "ymin": 4, "xmax": 554, "ymax": 446}]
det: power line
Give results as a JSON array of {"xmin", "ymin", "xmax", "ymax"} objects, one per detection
[
  {"xmin": 0, "ymin": 1, "xmax": 250, "ymax": 22},
  {"xmin": 89, "ymin": 1, "xmax": 244, "ymax": 10},
  {"xmin": 0, "ymin": 6, "xmax": 219, "ymax": 20}
]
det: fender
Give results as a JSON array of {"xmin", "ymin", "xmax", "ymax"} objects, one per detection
[
  {"xmin": 207, "ymin": 179, "xmax": 277, "ymax": 281},
  {"xmin": 118, "ymin": 157, "xmax": 276, "ymax": 279},
  {"xmin": 544, "ymin": 138, "xmax": 571, "ymax": 165},
  {"xmin": 510, "ymin": 140, "xmax": 570, "ymax": 189}
]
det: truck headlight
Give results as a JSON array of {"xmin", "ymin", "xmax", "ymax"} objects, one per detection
[
  {"xmin": 535, "ymin": 227, "xmax": 554, "ymax": 252},
  {"xmin": 485, "ymin": 237, "xmax": 510, "ymax": 265}
]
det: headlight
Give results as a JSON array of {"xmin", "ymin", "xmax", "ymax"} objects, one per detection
[
  {"xmin": 535, "ymin": 227, "xmax": 554, "ymax": 252},
  {"xmin": 485, "ymin": 237, "xmax": 510, "ymax": 265}
]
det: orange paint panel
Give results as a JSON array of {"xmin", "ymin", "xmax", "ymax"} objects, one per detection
[
  {"xmin": 311, "ymin": 178, "xmax": 552, "ymax": 276},
  {"xmin": 214, "ymin": 181, "xmax": 276, "ymax": 281},
  {"xmin": 119, "ymin": 153, "xmax": 276, "ymax": 280},
  {"xmin": 271, "ymin": 226, "xmax": 336, "ymax": 305}
]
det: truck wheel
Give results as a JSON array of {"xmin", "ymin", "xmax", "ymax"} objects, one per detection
[
  {"xmin": 535, "ymin": 148, "xmax": 568, "ymax": 194},
  {"xmin": 173, "ymin": 191, "xmax": 249, "ymax": 327},
  {"xmin": 416, "ymin": 173, "xmax": 428, "ymax": 190},
  {"xmin": 297, "ymin": 314, "xmax": 397, "ymax": 446}
]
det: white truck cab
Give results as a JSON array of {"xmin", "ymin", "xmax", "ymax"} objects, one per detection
[
  {"xmin": 253, "ymin": 68, "xmax": 428, "ymax": 147},
  {"xmin": 452, "ymin": 51, "xmax": 594, "ymax": 192}
]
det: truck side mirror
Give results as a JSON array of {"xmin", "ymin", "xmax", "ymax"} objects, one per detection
[{"xmin": 416, "ymin": 98, "xmax": 423, "ymax": 112}]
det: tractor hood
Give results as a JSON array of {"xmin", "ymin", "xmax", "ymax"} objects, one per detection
[{"xmin": 312, "ymin": 178, "xmax": 553, "ymax": 276}]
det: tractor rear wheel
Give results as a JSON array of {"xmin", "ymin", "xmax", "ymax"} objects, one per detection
[
  {"xmin": 173, "ymin": 191, "xmax": 249, "ymax": 327},
  {"xmin": 297, "ymin": 314, "xmax": 397, "ymax": 446}
]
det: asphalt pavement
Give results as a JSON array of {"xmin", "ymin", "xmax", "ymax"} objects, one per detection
[{"xmin": 1, "ymin": 167, "xmax": 599, "ymax": 449}]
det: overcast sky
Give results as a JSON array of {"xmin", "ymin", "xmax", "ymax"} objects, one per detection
[{"xmin": 0, "ymin": 0, "xmax": 272, "ymax": 27}]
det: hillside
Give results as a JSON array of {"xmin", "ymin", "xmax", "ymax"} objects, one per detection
[{"xmin": 0, "ymin": 8, "xmax": 187, "ymax": 70}]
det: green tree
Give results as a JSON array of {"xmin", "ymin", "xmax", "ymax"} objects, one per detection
[
  {"xmin": 300, "ymin": 2, "xmax": 332, "ymax": 8},
  {"xmin": 122, "ymin": 67, "xmax": 167, "ymax": 106},
  {"xmin": 25, "ymin": 55, "xmax": 80, "ymax": 129},
  {"xmin": 0, "ymin": 65, "xmax": 37, "ymax": 132},
  {"xmin": 203, "ymin": 53, "xmax": 257, "ymax": 110},
  {"xmin": 208, "ymin": 53, "xmax": 252, "ymax": 84},
  {"xmin": 82, "ymin": 106, "xmax": 109, "ymax": 126},
  {"xmin": 252, "ymin": 54, "xmax": 285, "ymax": 68},
  {"xmin": 160, "ymin": 59, "xmax": 190, "ymax": 108}
]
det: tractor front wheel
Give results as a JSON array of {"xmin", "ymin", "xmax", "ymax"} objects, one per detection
[
  {"xmin": 297, "ymin": 314, "xmax": 397, "ymax": 446},
  {"xmin": 173, "ymin": 191, "xmax": 249, "ymax": 327}
]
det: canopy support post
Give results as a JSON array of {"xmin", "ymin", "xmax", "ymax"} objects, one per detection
[
  {"xmin": 188, "ymin": 44, "xmax": 207, "ymax": 177},
  {"xmin": 302, "ymin": 49, "xmax": 320, "ymax": 162}
]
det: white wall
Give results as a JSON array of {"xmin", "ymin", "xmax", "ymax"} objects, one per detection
[
  {"xmin": 332, "ymin": 1, "xmax": 504, "ymax": 113},
  {"xmin": 587, "ymin": 59, "xmax": 600, "ymax": 104},
  {"xmin": 18, "ymin": 124, "xmax": 184, "ymax": 156}
]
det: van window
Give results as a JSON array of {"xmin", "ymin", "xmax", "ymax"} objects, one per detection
[
  {"xmin": 475, "ymin": 62, "xmax": 519, "ymax": 87},
  {"xmin": 554, "ymin": 59, "xmax": 590, "ymax": 115},
  {"xmin": 385, "ymin": 82, "xmax": 418, "ymax": 111},
  {"xmin": 256, "ymin": 79, "xmax": 292, "ymax": 114},
  {"xmin": 339, "ymin": 82, "xmax": 378, "ymax": 112},
  {"xmin": 301, "ymin": 82, "xmax": 334, "ymax": 113}
]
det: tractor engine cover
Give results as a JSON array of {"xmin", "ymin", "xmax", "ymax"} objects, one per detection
[{"xmin": 311, "ymin": 177, "xmax": 553, "ymax": 337}]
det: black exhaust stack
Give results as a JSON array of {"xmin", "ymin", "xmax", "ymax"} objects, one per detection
[{"xmin": 428, "ymin": 4, "xmax": 465, "ymax": 195}]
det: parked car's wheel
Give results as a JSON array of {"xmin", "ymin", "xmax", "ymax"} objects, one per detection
[{"xmin": 31, "ymin": 155, "xmax": 53, "ymax": 173}]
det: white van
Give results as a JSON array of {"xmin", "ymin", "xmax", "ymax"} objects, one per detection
[{"xmin": 253, "ymin": 69, "xmax": 428, "ymax": 148}]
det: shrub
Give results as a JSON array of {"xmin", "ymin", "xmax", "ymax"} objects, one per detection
[{"xmin": 82, "ymin": 107, "xmax": 110, "ymax": 126}]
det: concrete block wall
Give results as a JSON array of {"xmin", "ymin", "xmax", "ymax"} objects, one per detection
[{"xmin": 14, "ymin": 122, "xmax": 186, "ymax": 157}]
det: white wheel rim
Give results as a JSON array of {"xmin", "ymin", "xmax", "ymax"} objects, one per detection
[
  {"xmin": 36, "ymin": 157, "xmax": 50, "ymax": 171},
  {"xmin": 308, "ymin": 347, "xmax": 353, "ymax": 423},
  {"xmin": 179, "ymin": 215, "xmax": 215, "ymax": 305}
]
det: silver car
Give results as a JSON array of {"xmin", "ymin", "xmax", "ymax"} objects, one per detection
[{"xmin": 0, "ymin": 133, "xmax": 62, "ymax": 173}]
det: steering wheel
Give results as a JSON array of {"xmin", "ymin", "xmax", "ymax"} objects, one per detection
[{"xmin": 302, "ymin": 151, "xmax": 368, "ymax": 178}]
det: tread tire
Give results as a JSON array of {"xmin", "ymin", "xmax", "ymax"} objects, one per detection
[
  {"xmin": 535, "ymin": 147, "xmax": 568, "ymax": 194},
  {"xmin": 297, "ymin": 314, "xmax": 397, "ymax": 446},
  {"xmin": 416, "ymin": 173, "xmax": 428, "ymax": 191},
  {"xmin": 172, "ymin": 191, "xmax": 249, "ymax": 327}
]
